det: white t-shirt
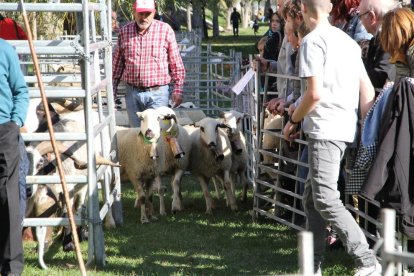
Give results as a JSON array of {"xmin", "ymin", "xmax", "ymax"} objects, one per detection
[{"xmin": 299, "ymin": 23, "xmax": 365, "ymax": 142}]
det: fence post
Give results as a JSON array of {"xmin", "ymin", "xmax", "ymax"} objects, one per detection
[
  {"xmin": 299, "ymin": 231, "xmax": 314, "ymax": 276},
  {"xmin": 382, "ymin": 208, "xmax": 396, "ymax": 276}
]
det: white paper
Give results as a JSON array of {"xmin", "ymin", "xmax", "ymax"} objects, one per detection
[{"xmin": 231, "ymin": 68, "xmax": 255, "ymax": 95}]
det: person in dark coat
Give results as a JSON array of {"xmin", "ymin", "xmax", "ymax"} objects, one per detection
[{"xmin": 230, "ymin": 8, "xmax": 241, "ymax": 37}]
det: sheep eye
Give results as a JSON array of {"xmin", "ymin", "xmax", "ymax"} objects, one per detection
[{"xmin": 200, "ymin": 126, "xmax": 204, "ymax": 132}]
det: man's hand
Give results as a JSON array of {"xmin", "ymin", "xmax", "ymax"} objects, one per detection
[
  {"xmin": 283, "ymin": 121, "xmax": 298, "ymax": 142},
  {"xmin": 252, "ymin": 57, "xmax": 269, "ymax": 73},
  {"xmin": 171, "ymin": 94, "xmax": 183, "ymax": 108}
]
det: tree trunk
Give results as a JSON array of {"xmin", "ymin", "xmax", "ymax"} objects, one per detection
[
  {"xmin": 202, "ymin": 5, "xmax": 208, "ymax": 39},
  {"xmin": 192, "ymin": 1, "xmax": 204, "ymax": 38},
  {"xmin": 212, "ymin": 2, "xmax": 220, "ymax": 37},
  {"xmin": 186, "ymin": 3, "xmax": 192, "ymax": 31},
  {"xmin": 241, "ymin": 0, "xmax": 252, "ymax": 28},
  {"xmin": 226, "ymin": 7, "xmax": 232, "ymax": 31}
]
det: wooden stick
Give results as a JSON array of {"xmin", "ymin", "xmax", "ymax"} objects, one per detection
[{"xmin": 18, "ymin": 1, "xmax": 87, "ymax": 275}]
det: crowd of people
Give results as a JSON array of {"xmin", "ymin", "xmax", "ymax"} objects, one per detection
[{"xmin": 254, "ymin": 0, "xmax": 414, "ymax": 275}]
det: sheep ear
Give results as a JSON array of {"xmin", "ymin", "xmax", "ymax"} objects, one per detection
[
  {"xmin": 136, "ymin": 112, "xmax": 144, "ymax": 120},
  {"xmin": 218, "ymin": 111, "xmax": 225, "ymax": 118},
  {"xmin": 218, "ymin": 123, "xmax": 231, "ymax": 129}
]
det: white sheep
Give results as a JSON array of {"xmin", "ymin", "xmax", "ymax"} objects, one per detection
[
  {"xmin": 217, "ymin": 110, "xmax": 251, "ymax": 202},
  {"xmin": 25, "ymin": 102, "xmax": 119, "ymax": 253},
  {"xmin": 117, "ymin": 107, "xmax": 191, "ymax": 223},
  {"xmin": 186, "ymin": 117, "xmax": 237, "ymax": 214},
  {"xmin": 262, "ymin": 110, "xmax": 283, "ymax": 179}
]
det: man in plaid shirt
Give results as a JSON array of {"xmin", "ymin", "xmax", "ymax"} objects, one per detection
[{"xmin": 112, "ymin": 0, "xmax": 185, "ymax": 127}]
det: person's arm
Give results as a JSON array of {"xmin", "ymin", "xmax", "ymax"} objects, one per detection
[
  {"xmin": 359, "ymin": 69, "xmax": 375, "ymax": 121},
  {"xmin": 112, "ymin": 34, "xmax": 125, "ymax": 99},
  {"xmin": 167, "ymin": 27, "xmax": 186, "ymax": 106},
  {"xmin": 283, "ymin": 76, "xmax": 320, "ymax": 141},
  {"xmin": 7, "ymin": 46, "xmax": 29, "ymax": 126}
]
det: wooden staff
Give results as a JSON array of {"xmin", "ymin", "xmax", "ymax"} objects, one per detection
[{"xmin": 18, "ymin": 1, "xmax": 87, "ymax": 275}]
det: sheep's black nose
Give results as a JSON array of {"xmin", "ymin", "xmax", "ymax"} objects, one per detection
[{"xmin": 208, "ymin": 142, "xmax": 216, "ymax": 148}]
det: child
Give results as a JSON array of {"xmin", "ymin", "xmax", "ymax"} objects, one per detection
[{"xmin": 252, "ymin": 19, "xmax": 259, "ymax": 35}]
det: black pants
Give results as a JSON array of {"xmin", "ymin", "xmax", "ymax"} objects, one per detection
[{"xmin": 0, "ymin": 121, "xmax": 23, "ymax": 275}]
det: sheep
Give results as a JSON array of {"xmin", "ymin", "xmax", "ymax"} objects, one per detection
[
  {"xmin": 117, "ymin": 106, "xmax": 191, "ymax": 223},
  {"xmin": 261, "ymin": 110, "xmax": 283, "ymax": 179},
  {"xmin": 156, "ymin": 106, "xmax": 192, "ymax": 213},
  {"xmin": 174, "ymin": 101, "xmax": 207, "ymax": 125},
  {"xmin": 25, "ymin": 102, "xmax": 119, "ymax": 252},
  {"xmin": 187, "ymin": 117, "xmax": 237, "ymax": 214},
  {"xmin": 217, "ymin": 110, "xmax": 251, "ymax": 202}
]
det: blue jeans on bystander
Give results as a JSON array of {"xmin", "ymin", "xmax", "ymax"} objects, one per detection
[{"xmin": 125, "ymin": 84, "xmax": 170, "ymax": 127}]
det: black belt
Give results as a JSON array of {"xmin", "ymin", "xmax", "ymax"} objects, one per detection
[{"xmin": 129, "ymin": 84, "xmax": 167, "ymax": 91}]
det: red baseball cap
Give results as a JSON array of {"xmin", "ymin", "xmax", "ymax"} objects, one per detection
[{"xmin": 134, "ymin": 0, "xmax": 156, "ymax": 13}]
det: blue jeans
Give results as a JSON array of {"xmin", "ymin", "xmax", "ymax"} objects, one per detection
[
  {"xmin": 125, "ymin": 84, "xmax": 170, "ymax": 127},
  {"xmin": 303, "ymin": 138, "xmax": 375, "ymax": 272}
]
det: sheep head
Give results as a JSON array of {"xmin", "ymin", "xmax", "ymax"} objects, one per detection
[
  {"xmin": 218, "ymin": 110, "xmax": 248, "ymax": 155},
  {"xmin": 156, "ymin": 107, "xmax": 185, "ymax": 159},
  {"xmin": 195, "ymin": 117, "xmax": 231, "ymax": 161},
  {"xmin": 136, "ymin": 109, "xmax": 162, "ymax": 144}
]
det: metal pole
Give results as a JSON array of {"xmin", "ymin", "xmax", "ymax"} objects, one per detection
[
  {"xmin": 299, "ymin": 231, "xmax": 314, "ymax": 276},
  {"xmin": 18, "ymin": 1, "xmax": 87, "ymax": 275},
  {"xmin": 382, "ymin": 209, "xmax": 396, "ymax": 276}
]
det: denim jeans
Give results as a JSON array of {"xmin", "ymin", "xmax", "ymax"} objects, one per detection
[
  {"xmin": 303, "ymin": 138, "xmax": 375, "ymax": 271},
  {"xmin": 125, "ymin": 84, "xmax": 170, "ymax": 127}
]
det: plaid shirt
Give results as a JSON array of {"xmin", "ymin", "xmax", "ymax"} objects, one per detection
[{"xmin": 112, "ymin": 20, "xmax": 185, "ymax": 97}]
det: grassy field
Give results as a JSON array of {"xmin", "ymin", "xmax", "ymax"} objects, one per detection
[
  {"xmin": 22, "ymin": 174, "xmax": 354, "ymax": 275},
  {"xmin": 204, "ymin": 24, "xmax": 267, "ymax": 58}
]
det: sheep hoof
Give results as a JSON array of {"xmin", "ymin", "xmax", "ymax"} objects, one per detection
[
  {"xmin": 150, "ymin": 215, "xmax": 158, "ymax": 221},
  {"xmin": 159, "ymin": 211, "xmax": 167, "ymax": 216},
  {"xmin": 141, "ymin": 218, "xmax": 150, "ymax": 224},
  {"xmin": 231, "ymin": 205, "xmax": 239, "ymax": 211},
  {"xmin": 205, "ymin": 209, "xmax": 213, "ymax": 215}
]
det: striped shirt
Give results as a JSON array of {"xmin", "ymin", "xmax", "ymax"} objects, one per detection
[{"xmin": 112, "ymin": 20, "xmax": 185, "ymax": 97}]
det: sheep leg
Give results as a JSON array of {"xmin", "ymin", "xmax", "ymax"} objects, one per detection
[
  {"xmin": 145, "ymin": 185, "xmax": 157, "ymax": 221},
  {"xmin": 198, "ymin": 176, "xmax": 214, "ymax": 214},
  {"xmin": 239, "ymin": 170, "xmax": 249, "ymax": 203},
  {"xmin": 153, "ymin": 176, "xmax": 166, "ymax": 216},
  {"xmin": 223, "ymin": 170, "xmax": 238, "ymax": 211},
  {"xmin": 132, "ymin": 179, "xmax": 149, "ymax": 224},
  {"xmin": 214, "ymin": 174, "xmax": 228, "ymax": 206},
  {"xmin": 211, "ymin": 176, "xmax": 222, "ymax": 200},
  {"xmin": 171, "ymin": 170, "xmax": 184, "ymax": 213}
]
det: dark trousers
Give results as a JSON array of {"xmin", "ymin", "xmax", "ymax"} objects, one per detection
[
  {"xmin": 18, "ymin": 134, "xmax": 29, "ymax": 222},
  {"xmin": 0, "ymin": 121, "xmax": 23, "ymax": 275}
]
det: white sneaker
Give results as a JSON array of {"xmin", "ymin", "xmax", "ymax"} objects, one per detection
[{"xmin": 353, "ymin": 260, "xmax": 381, "ymax": 276}]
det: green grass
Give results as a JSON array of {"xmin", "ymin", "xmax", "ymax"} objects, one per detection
[
  {"xmin": 22, "ymin": 175, "xmax": 355, "ymax": 275},
  {"xmin": 204, "ymin": 24, "xmax": 269, "ymax": 58}
]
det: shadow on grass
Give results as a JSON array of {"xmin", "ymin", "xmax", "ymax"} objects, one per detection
[{"xmin": 98, "ymin": 175, "xmax": 299, "ymax": 275}]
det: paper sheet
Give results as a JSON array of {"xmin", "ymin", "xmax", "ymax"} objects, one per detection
[{"xmin": 231, "ymin": 68, "xmax": 255, "ymax": 95}]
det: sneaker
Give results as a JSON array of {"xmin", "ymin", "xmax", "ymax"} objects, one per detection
[{"xmin": 353, "ymin": 260, "xmax": 381, "ymax": 276}]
